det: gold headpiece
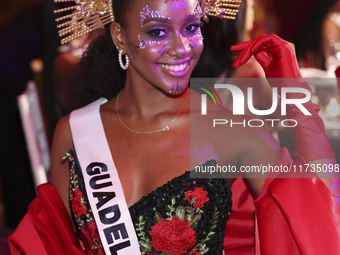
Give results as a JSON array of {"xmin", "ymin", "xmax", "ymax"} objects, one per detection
[
  {"xmin": 54, "ymin": 0, "xmax": 114, "ymax": 45},
  {"xmin": 202, "ymin": 0, "xmax": 242, "ymax": 20},
  {"xmin": 54, "ymin": 0, "xmax": 241, "ymax": 44}
]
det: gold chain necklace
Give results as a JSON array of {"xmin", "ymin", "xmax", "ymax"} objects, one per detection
[{"xmin": 116, "ymin": 90, "xmax": 189, "ymax": 134}]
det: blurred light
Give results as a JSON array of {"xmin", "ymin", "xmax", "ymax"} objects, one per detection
[
  {"xmin": 326, "ymin": 98, "xmax": 340, "ymax": 117},
  {"xmin": 332, "ymin": 130, "xmax": 339, "ymax": 136}
]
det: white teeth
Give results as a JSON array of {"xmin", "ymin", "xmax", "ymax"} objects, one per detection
[{"xmin": 159, "ymin": 63, "xmax": 188, "ymax": 71}]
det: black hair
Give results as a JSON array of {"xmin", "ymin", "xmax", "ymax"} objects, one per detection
[
  {"xmin": 70, "ymin": 0, "xmax": 134, "ymax": 107},
  {"xmin": 292, "ymin": 0, "xmax": 338, "ymax": 69},
  {"xmin": 191, "ymin": 0, "xmax": 247, "ymax": 78}
]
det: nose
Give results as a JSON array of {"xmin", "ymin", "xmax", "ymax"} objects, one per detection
[{"xmin": 167, "ymin": 32, "xmax": 191, "ymax": 58}]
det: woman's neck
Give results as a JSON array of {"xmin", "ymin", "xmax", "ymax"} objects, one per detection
[{"xmin": 119, "ymin": 75, "xmax": 190, "ymax": 119}]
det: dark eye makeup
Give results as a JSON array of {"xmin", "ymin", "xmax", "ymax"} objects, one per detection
[{"xmin": 145, "ymin": 20, "xmax": 203, "ymax": 40}]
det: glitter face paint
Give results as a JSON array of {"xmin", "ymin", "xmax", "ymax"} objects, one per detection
[
  {"xmin": 191, "ymin": 1, "xmax": 203, "ymax": 16},
  {"xmin": 169, "ymin": 82, "xmax": 182, "ymax": 94},
  {"xmin": 138, "ymin": 3, "xmax": 203, "ymax": 50},
  {"xmin": 138, "ymin": 5, "xmax": 171, "ymax": 49},
  {"xmin": 138, "ymin": 35, "xmax": 161, "ymax": 49},
  {"xmin": 189, "ymin": 2, "xmax": 203, "ymax": 41},
  {"xmin": 188, "ymin": 27, "xmax": 203, "ymax": 41},
  {"xmin": 124, "ymin": 1, "xmax": 204, "ymax": 95},
  {"xmin": 140, "ymin": 5, "xmax": 168, "ymax": 27}
]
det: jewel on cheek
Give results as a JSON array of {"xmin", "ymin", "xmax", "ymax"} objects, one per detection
[
  {"xmin": 138, "ymin": 35, "xmax": 161, "ymax": 49},
  {"xmin": 188, "ymin": 27, "xmax": 203, "ymax": 41}
]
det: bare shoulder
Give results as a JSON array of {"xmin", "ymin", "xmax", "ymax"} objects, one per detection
[
  {"xmin": 50, "ymin": 114, "xmax": 74, "ymax": 212},
  {"xmin": 51, "ymin": 114, "xmax": 74, "ymax": 157}
]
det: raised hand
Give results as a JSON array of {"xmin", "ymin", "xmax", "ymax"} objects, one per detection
[{"xmin": 231, "ymin": 34, "xmax": 302, "ymax": 79}]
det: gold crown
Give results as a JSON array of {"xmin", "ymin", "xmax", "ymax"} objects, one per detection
[
  {"xmin": 202, "ymin": 0, "xmax": 242, "ymax": 20},
  {"xmin": 54, "ymin": 0, "xmax": 241, "ymax": 44},
  {"xmin": 54, "ymin": 0, "xmax": 114, "ymax": 45}
]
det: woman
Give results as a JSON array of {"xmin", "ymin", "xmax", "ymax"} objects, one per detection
[{"xmin": 9, "ymin": 0, "xmax": 340, "ymax": 254}]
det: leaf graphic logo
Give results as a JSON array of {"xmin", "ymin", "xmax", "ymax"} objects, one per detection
[
  {"xmin": 198, "ymin": 83, "xmax": 222, "ymax": 115},
  {"xmin": 198, "ymin": 83, "xmax": 222, "ymax": 106}
]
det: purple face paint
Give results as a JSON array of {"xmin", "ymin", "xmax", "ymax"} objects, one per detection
[
  {"xmin": 138, "ymin": 3, "xmax": 203, "ymax": 50},
  {"xmin": 189, "ymin": 2, "xmax": 203, "ymax": 41},
  {"xmin": 138, "ymin": 35, "xmax": 161, "ymax": 49},
  {"xmin": 189, "ymin": 27, "xmax": 203, "ymax": 41},
  {"xmin": 138, "ymin": 5, "xmax": 169, "ymax": 49},
  {"xmin": 191, "ymin": 2, "xmax": 203, "ymax": 17},
  {"xmin": 140, "ymin": 5, "xmax": 167, "ymax": 27}
]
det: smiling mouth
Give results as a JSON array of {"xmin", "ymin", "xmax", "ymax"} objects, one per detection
[{"xmin": 158, "ymin": 62, "xmax": 188, "ymax": 72}]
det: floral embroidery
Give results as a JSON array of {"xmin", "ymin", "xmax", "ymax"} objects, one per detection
[
  {"xmin": 65, "ymin": 152, "xmax": 232, "ymax": 255},
  {"xmin": 185, "ymin": 187, "xmax": 210, "ymax": 209},
  {"xmin": 63, "ymin": 152, "xmax": 103, "ymax": 254},
  {"xmin": 136, "ymin": 185, "xmax": 223, "ymax": 255},
  {"xmin": 149, "ymin": 215, "xmax": 196, "ymax": 255},
  {"xmin": 195, "ymin": 207, "xmax": 219, "ymax": 254},
  {"xmin": 72, "ymin": 188, "xmax": 87, "ymax": 217},
  {"xmin": 188, "ymin": 247, "xmax": 200, "ymax": 255},
  {"xmin": 79, "ymin": 220, "xmax": 105, "ymax": 254}
]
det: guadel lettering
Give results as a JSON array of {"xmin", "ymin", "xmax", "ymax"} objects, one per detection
[{"xmin": 86, "ymin": 162, "xmax": 131, "ymax": 254}]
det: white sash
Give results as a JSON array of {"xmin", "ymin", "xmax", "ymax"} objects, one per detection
[{"xmin": 70, "ymin": 98, "xmax": 141, "ymax": 255}]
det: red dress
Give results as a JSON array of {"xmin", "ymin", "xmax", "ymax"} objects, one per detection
[{"xmin": 9, "ymin": 147, "xmax": 340, "ymax": 254}]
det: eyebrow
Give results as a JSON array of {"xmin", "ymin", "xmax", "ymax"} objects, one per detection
[
  {"xmin": 143, "ymin": 17, "xmax": 170, "ymax": 26},
  {"xmin": 184, "ymin": 14, "xmax": 201, "ymax": 23},
  {"xmin": 143, "ymin": 15, "xmax": 201, "ymax": 26}
]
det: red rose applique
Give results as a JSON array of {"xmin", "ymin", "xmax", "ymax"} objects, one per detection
[
  {"xmin": 146, "ymin": 252, "xmax": 158, "ymax": 255},
  {"xmin": 71, "ymin": 188, "xmax": 87, "ymax": 217},
  {"xmin": 185, "ymin": 187, "xmax": 209, "ymax": 208},
  {"xmin": 80, "ymin": 220, "xmax": 104, "ymax": 254},
  {"xmin": 188, "ymin": 247, "xmax": 200, "ymax": 255},
  {"xmin": 149, "ymin": 215, "xmax": 196, "ymax": 255}
]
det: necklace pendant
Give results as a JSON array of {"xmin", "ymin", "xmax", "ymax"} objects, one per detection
[{"xmin": 164, "ymin": 126, "xmax": 170, "ymax": 131}]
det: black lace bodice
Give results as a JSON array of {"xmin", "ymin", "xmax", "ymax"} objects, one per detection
[{"xmin": 65, "ymin": 151, "xmax": 232, "ymax": 255}]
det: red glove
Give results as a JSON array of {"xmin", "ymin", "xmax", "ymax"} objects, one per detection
[
  {"xmin": 231, "ymin": 34, "xmax": 335, "ymax": 163},
  {"xmin": 228, "ymin": 34, "xmax": 340, "ymax": 255},
  {"xmin": 231, "ymin": 34, "xmax": 301, "ymax": 79}
]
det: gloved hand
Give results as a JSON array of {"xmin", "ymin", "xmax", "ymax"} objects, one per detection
[
  {"xmin": 230, "ymin": 34, "xmax": 340, "ymax": 255},
  {"xmin": 231, "ymin": 33, "xmax": 302, "ymax": 79},
  {"xmin": 231, "ymin": 34, "xmax": 334, "ymax": 164}
]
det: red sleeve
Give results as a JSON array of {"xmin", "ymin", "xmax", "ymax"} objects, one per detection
[
  {"xmin": 224, "ymin": 148, "xmax": 340, "ymax": 254},
  {"xmin": 9, "ymin": 183, "xmax": 86, "ymax": 255},
  {"xmin": 223, "ymin": 177, "xmax": 256, "ymax": 255}
]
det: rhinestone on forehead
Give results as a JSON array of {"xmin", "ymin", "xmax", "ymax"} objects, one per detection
[
  {"xmin": 140, "ymin": 5, "xmax": 168, "ymax": 27},
  {"xmin": 138, "ymin": 35, "xmax": 161, "ymax": 49},
  {"xmin": 192, "ymin": 2, "xmax": 203, "ymax": 16}
]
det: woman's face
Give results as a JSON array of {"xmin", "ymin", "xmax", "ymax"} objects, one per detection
[{"xmin": 120, "ymin": 0, "xmax": 204, "ymax": 95}]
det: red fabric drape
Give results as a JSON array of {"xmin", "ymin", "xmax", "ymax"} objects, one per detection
[
  {"xmin": 8, "ymin": 183, "xmax": 85, "ymax": 255},
  {"xmin": 224, "ymin": 148, "xmax": 340, "ymax": 254},
  {"xmin": 9, "ymin": 153, "xmax": 340, "ymax": 254}
]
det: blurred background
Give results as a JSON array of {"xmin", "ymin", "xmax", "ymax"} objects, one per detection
[{"xmin": 0, "ymin": 0, "xmax": 339, "ymax": 253}]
